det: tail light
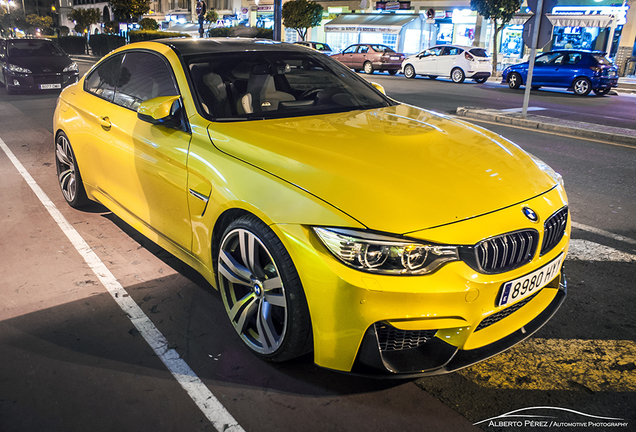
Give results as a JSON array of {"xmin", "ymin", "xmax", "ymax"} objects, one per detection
[
  {"xmin": 464, "ymin": 52, "xmax": 475, "ymax": 61},
  {"xmin": 589, "ymin": 66, "xmax": 601, "ymax": 76}
]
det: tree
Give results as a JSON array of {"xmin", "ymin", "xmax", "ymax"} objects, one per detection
[
  {"xmin": 470, "ymin": 0, "xmax": 522, "ymax": 75},
  {"xmin": 108, "ymin": 0, "xmax": 150, "ymax": 24},
  {"xmin": 205, "ymin": 9, "xmax": 218, "ymax": 30},
  {"xmin": 26, "ymin": 14, "xmax": 53, "ymax": 32},
  {"xmin": 282, "ymin": 0, "xmax": 323, "ymax": 41},
  {"xmin": 68, "ymin": 8, "xmax": 100, "ymax": 34},
  {"xmin": 139, "ymin": 17, "xmax": 158, "ymax": 30}
]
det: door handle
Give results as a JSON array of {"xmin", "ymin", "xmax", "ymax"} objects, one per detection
[{"xmin": 98, "ymin": 116, "xmax": 111, "ymax": 129}]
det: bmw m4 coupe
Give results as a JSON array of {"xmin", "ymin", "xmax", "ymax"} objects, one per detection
[{"xmin": 54, "ymin": 39, "xmax": 570, "ymax": 377}]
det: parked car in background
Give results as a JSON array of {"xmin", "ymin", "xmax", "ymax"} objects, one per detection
[
  {"xmin": 401, "ymin": 45, "xmax": 492, "ymax": 83},
  {"xmin": 502, "ymin": 50, "xmax": 618, "ymax": 96},
  {"xmin": 331, "ymin": 43, "xmax": 405, "ymax": 74},
  {"xmin": 54, "ymin": 39, "xmax": 570, "ymax": 377},
  {"xmin": 0, "ymin": 38, "xmax": 79, "ymax": 95},
  {"xmin": 294, "ymin": 41, "xmax": 333, "ymax": 55}
]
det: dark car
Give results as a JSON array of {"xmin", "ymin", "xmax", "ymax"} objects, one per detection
[
  {"xmin": 502, "ymin": 50, "xmax": 618, "ymax": 96},
  {"xmin": 293, "ymin": 41, "xmax": 333, "ymax": 55},
  {"xmin": 330, "ymin": 43, "xmax": 405, "ymax": 75},
  {"xmin": 0, "ymin": 38, "xmax": 79, "ymax": 94}
]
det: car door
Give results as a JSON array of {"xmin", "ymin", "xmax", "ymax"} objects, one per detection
[
  {"xmin": 337, "ymin": 45, "xmax": 358, "ymax": 67},
  {"xmin": 532, "ymin": 52, "xmax": 563, "ymax": 86},
  {"xmin": 353, "ymin": 45, "xmax": 369, "ymax": 70},
  {"xmin": 412, "ymin": 47, "xmax": 440, "ymax": 75},
  {"xmin": 437, "ymin": 46, "xmax": 461, "ymax": 77},
  {"xmin": 556, "ymin": 53, "xmax": 583, "ymax": 86},
  {"xmin": 87, "ymin": 50, "xmax": 193, "ymax": 249}
]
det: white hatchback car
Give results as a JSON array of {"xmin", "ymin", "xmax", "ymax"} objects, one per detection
[{"xmin": 401, "ymin": 45, "xmax": 492, "ymax": 83}]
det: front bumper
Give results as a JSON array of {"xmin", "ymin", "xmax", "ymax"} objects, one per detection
[
  {"xmin": 4, "ymin": 71, "xmax": 79, "ymax": 92},
  {"xmin": 274, "ymin": 185, "xmax": 570, "ymax": 375}
]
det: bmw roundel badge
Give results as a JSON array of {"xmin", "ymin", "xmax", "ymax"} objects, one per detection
[{"xmin": 522, "ymin": 206, "xmax": 538, "ymax": 222}]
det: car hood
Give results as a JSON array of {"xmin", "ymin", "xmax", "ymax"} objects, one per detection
[
  {"xmin": 8, "ymin": 56, "xmax": 71, "ymax": 73},
  {"xmin": 207, "ymin": 105, "xmax": 557, "ymax": 234}
]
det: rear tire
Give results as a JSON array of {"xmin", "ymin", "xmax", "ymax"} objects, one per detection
[
  {"xmin": 451, "ymin": 68, "xmax": 465, "ymax": 83},
  {"xmin": 572, "ymin": 77, "xmax": 591, "ymax": 96},
  {"xmin": 404, "ymin": 64, "xmax": 416, "ymax": 79}
]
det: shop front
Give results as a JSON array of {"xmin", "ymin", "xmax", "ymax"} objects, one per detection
[{"xmin": 324, "ymin": 13, "xmax": 423, "ymax": 55}]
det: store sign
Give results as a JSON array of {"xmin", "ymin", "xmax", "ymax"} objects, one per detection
[
  {"xmin": 375, "ymin": 1, "xmax": 410, "ymax": 11},
  {"xmin": 325, "ymin": 25, "xmax": 402, "ymax": 34},
  {"xmin": 257, "ymin": 4, "xmax": 274, "ymax": 12},
  {"xmin": 552, "ymin": 6, "xmax": 628, "ymax": 25}
]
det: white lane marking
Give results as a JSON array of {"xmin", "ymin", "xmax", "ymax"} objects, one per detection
[
  {"xmin": 571, "ymin": 221, "xmax": 636, "ymax": 246},
  {"xmin": 568, "ymin": 239, "xmax": 636, "ymax": 262},
  {"xmin": 0, "ymin": 138, "xmax": 244, "ymax": 432},
  {"xmin": 500, "ymin": 107, "xmax": 547, "ymax": 112}
]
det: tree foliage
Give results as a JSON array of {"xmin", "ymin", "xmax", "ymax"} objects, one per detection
[
  {"xmin": 26, "ymin": 14, "xmax": 53, "ymax": 31},
  {"xmin": 68, "ymin": 8, "xmax": 101, "ymax": 34},
  {"xmin": 282, "ymin": 0, "xmax": 323, "ymax": 41},
  {"xmin": 470, "ymin": 0, "xmax": 522, "ymax": 74},
  {"xmin": 205, "ymin": 9, "xmax": 218, "ymax": 29},
  {"xmin": 139, "ymin": 17, "xmax": 158, "ymax": 30},
  {"xmin": 108, "ymin": 0, "xmax": 150, "ymax": 23}
]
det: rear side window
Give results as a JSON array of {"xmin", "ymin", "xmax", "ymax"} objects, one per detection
[
  {"xmin": 593, "ymin": 54, "xmax": 612, "ymax": 66},
  {"xmin": 113, "ymin": 52, "xmax": 179, "ymax": 111},
  {"xmin": 84, "ymin": 54, "xmax": 123, "ymax": 102},
  {"xmin": 469, "ymin": 48, "xmax": 489, "ymax": 58}
]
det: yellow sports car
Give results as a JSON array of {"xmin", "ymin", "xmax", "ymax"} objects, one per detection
[{"xmin": 54, "ymin": 39, "xmax": 570, "ymax": 376}]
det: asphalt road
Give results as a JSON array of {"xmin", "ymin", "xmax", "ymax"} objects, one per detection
[
  {"xmin": 364, "ymin": 72, "xmax": 636, "ymax": 131},
  {"xmin": 0, "ymin": 61, "xmax": 635, "ymax": 432}
]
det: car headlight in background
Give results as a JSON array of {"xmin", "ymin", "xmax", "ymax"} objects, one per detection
[
  {"xmin": 7, "ymin": 64, "xmax": 32, "ymax": 73},
  {"xmin": 314, "ymin": 227, "xmax": 460, "ymax": 275},
  {"xmin": 63, "ymin": 63, "xmax": 79, "ymax": 73}
]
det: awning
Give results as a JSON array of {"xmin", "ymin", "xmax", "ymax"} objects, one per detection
[
  {"xmin": 546, "ymin": 14, "xmax": 614, "ymax": 28},
  {"xmin": 509, "ymin": 13, "xmax": 534, "ymax": 26},
  {"xmin": 325, "ymin": 13, "xmax": 419, "ymax": 35}
]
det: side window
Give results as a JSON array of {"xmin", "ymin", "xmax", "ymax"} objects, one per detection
[
  {"xmin": 566, "ymin": 53, "xmax": 582, "ymax": 65},
  {"xmin": 358, "ymin": 46, "xmax": 369, "ymax": 53},
  {"xmin": 84, "ymin": 54, "xmax": 123, "ymax": 102},
  {"xmin": 448, "ymin": 47, "xmax": 461, "ymax": 56},
  {"xmin": 113, "ymin": 52, "xmax": 179, "ymax": 111}
]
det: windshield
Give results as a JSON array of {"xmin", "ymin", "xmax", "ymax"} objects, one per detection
[
  {"xmin": 8, "ymin": 40, "xmax": 65, "ymax": 57},
  {"xmin": 185, "ymin": 50, "xmax": 395, "ymax": 121}
]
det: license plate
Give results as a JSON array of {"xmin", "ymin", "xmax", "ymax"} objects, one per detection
[
  {"xmin": 498, "ymin": 253, "xmax": 563, "ymax": 307},
  {"xmin": 390, "ymin": 56, "xmax": 400, "ymax": 60},
  {"xmin": 39, "ymin": 83, "xmax": 61, "ymax": 89}
]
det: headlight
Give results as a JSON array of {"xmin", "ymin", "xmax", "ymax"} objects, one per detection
[
  {"xmin": 528, "ymin": 153, "xmax": 564, "ymax": 188},
  {"xmin": 63, "ymin": 62, "xmax": 79, "ymax": 73},
  {"xmin": 7, "ymin": 64, "xmax": 31, "ymax": 73},
  {"xmin": 313, "ymin": 227, "xmax": 460, "ymax": 275}
]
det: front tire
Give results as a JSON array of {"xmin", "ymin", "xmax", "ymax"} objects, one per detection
[
  {"xmin": 508, "ymin": 72, "xmax": 522, "ymax": 89},
  {"xmin": 217, "ymin": 215, "xmax": 312, "ymax": 362},
  {"xmin": 451, "ymin": 68, "xmax": 465, "ymax": 83},
  {"xmin": 573, "ymin": 77, "xmax": 591, "ymax": 96},
  {"xmin": 55, "ymin": 132, "xmax": 90, "ymax": 208},
  {"xmin": 404, "ymin": 64, "xmax": 416, "ymax": 79},
  {"xmin": 363, "ymin": 61, "xmax": 374, "ymax": 74}
]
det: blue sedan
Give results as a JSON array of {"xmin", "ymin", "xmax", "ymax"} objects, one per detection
[{"xmin": 502, "ymin": 50, "xmax": 618, "ymax": 96}]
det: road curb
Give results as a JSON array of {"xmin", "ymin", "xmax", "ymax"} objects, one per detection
[{"xmin": 456, "ymin": 107, "xmax": 636, "ymax": 147}]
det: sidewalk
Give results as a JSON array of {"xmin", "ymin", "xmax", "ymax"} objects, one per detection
[{"xmin": 456, "ymin": 106, "xmax": 636, "ymax": 147}]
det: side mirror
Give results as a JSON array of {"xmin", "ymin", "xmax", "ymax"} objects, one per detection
[
  {"xmin": 137, "ymin": 95, "xmax": 183, "ymax": 129},
  {"xmin": 370, "ymin": 82, "xmax": 386, "ymax": 95}
]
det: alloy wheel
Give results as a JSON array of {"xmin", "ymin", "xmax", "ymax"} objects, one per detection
[
  {"xmin": 55, "ymin": 134, "xmax": 77, "ymax": 203},
  {"xmin": 218, "ymin": 228, "xmax": 288, "ymax": 355}
]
